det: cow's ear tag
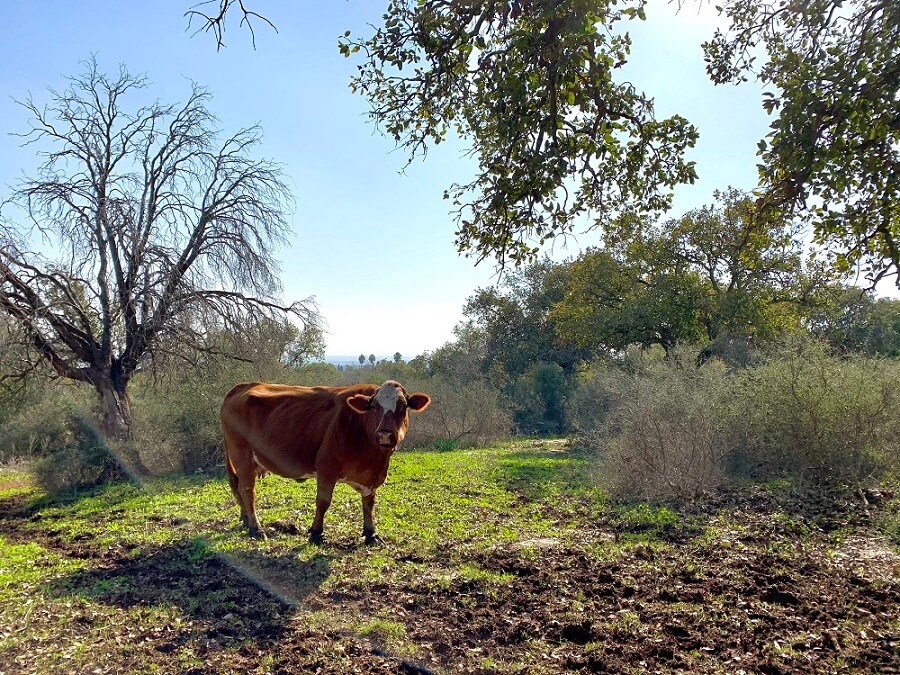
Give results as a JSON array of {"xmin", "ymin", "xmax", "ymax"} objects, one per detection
[{"xmin": 346, "ymin": 394, "xmax": 371, "ymax": 414}]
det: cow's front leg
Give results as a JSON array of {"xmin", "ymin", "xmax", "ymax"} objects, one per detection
[
  {"xmin": 309, "ymin": 478, "xmax": 335, "ymax": 545},
  {"xmin": 361, "ymin": 491, "xmax": 382, "ymax": 545}
]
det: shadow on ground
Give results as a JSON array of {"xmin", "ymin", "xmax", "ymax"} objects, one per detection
[
  {"xmin": 46, "ymin": 538, "xmax": 332, "ymax": 624},
  {"xmin": 493, "ymin": 447, "xmax": 594, "ymax": 501}
]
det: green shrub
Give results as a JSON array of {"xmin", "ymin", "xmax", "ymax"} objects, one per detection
[
  {"xmin": 29, "ymin": 412, "xmax": 125, "ymax": 496},
  {"xmin": 729, "ymin": 338, "xmax": 900, "ymax": 485}
]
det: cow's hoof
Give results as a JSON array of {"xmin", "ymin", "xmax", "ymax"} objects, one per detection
[
  {"xmin": 248, "ymin": 527, "xmax": 268, "ymax": 540},
  {"xmin": 364, "ymin": 533, "xmax": 384, "ymax": 546},
  {"xmin": 309, "ymin": 530, "xmax": 326, "ymax": 545}
]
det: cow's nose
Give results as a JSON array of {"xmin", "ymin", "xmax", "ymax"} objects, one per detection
[{"xmin": 376, "ymin": 431, "xmax": 396, "ymax": 447}]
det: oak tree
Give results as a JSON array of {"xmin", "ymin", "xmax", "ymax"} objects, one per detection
[{"xmin": 339, "ymin": 0, "xmax": 698, "ymax": 266}]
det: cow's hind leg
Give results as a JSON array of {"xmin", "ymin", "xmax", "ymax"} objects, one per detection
[
  {"xmin": 226, "ymin": 459, "xmax": 248, "ymax": 528},
  {"xmin": 309, "ymin": 478, "xmax": 335, "ymax": 545},
  {"xmin": 361, "ymin": 491, "xmax": 382, "ymax": 546},
  {"xmin": 226, "ymin": 442, "xmax": 266, "ymax": 539}
]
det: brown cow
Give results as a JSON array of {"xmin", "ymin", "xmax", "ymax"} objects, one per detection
[{"xmin": 221, "ymin": 380, "xmax": 431, "ymax": 544}]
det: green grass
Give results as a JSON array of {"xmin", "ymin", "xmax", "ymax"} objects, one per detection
[
  {"xmin": 2, "ymin": 441, "xmax": 896, "ymax": 674},
  {"xmin": 0, "ymin": 443, "xmax": 697, "ymax": 606},
  {"xmin": 0, "ymin": 443, "xmax": 605, "ymax": 607}
]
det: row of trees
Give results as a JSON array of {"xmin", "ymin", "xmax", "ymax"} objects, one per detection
[
  {"xmin": 421, "ymin": 188, "xmax": 899, "ymax": 435},
  {"xmin": 356, "ymin": 353, "xmax": 404, "ymax": 366}
]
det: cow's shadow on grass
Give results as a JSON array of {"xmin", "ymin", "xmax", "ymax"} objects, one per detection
[{"xmin": 45, "ymin": 537, "xmax": 333, "ymax": 643}]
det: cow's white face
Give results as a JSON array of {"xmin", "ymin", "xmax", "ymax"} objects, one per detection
[
  {"xmin": 346, "ymin": 380, "xmax": 431, "ymax": 448},
  {"xmin": 373, "ymin": 383, "xmax": 401, "ymax": 417},
  {"xmin": 372, "ymin": 382, "xmax": 408, "ymax": 447}
]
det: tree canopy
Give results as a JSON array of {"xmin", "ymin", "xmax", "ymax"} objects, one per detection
[
  {"xmin": 553, "ymin": 190, "xmax": 826, "ymax": 359},
  {"xmin": 705, "ymin": 0, "xmax": 900, "ymax": 286},
  {"xmin": 191, "ymin": 1, "xmax": 899, "ymax": 282},
  {"xmin": 340, "ymin": 0, "xmax": 698, "ymax": 266}
]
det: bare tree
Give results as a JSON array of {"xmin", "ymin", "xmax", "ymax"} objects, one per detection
[{"xmin": 0, "ymin": 60, "xmax": 315, "ymax": 439}]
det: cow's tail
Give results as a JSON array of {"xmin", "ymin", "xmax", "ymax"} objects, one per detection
[{"xmin": 226, "ymin": 453, "xmax": 240, "ymax": 496}]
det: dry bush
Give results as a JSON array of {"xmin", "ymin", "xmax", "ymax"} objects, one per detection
[
  {"xmin": 0, "ymin": 386, "xmax": 90, "ymax": 459},
  {"xmin": 578, "ymin": 360, "xmax": 733, "ymax": 499},
  {"xmin": 29, "ymin": 412, "xmax": 126, "ymax": 496},
  {"xmin": 130, "ymin": 370, "xmax": 239, "ymax": 473},
  {"xmin": 332, "ymin": 366, "xmax": 510, "ymax": 449},
  {"xmin": 402, "ymin": 376, "xmax": 512, "ymax": 449},
  {"xmin": 575, "ymin": 339, "xmax": 899, "ymax": 499}
]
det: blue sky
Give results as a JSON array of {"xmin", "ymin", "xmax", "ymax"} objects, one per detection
[{"xmin": 0, "ymin": 1, "xmax": 772, "ymax": 358}]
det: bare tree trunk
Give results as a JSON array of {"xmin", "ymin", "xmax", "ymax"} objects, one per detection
[{"xmin": 97, "ymin": 379, "xmax": 133, "ymax": 441}]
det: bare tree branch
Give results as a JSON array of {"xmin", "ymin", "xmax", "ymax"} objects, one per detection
[{"xmin": 184, "ymin": 0, "xmax": 277, "ymax": 50}]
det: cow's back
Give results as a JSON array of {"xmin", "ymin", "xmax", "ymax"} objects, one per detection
[{"xmin": 221, "ymin": 382, "xmax": 377, "ymax": 479}]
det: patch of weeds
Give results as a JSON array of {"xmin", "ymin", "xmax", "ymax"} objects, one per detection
[
  {"xmin": 185, "ymin": 536, "xmax": 212, "ymax": 563},
  {"xmin": 457, "ymin": 563, "xmax": 515, "ymax": 588},
  {"xmin": 359, "ymin": 618, "xmax": 406, "ymax": 641},
  {"xmin": 480, "ymin": 656, "xmax": 501, "ymax": 670},
  {"xmin": 773, "ymin": 511, "xmax": 812, "ymax": 536},
  {"xmin": 605, "ymin": 501, "xmax": 697, "ymax": 547},
  {"xmin": 494, "ymin": 450, "xmax": 594, "ymax": 501},
  {"xmin": 0, "ymin": 467, "xmax": 34, "ymax": 496},
  {"xmin": 357, "ymin": 616, "xmax": 417, "ymax": 658},
  {"xmin": 81, "ymin": 575, "xmax": 131, "ymax": 599},
  {"xmin": 602, "ymin": 609, "xmax": 646, "ymax": 638},
  {"xmin": 699, "ymin": 514, "xmax": 752, "ymax": 548},
  {"xmin": 616, "ymin": 502, "xmax": 680, "ymax": 528},
  {"xmin": 0, "ymin": 538, "xmax": 85, "ymax": 598},
  {"xmin": 877, "ymin": 499, "xmax": 900, "ymax": 547},
  {"xmin": 303, "ymin": 610, "xmax": 337, "ymax": 632},
  {"xmin": 680, "ymin": 561, "xmax": 704, "ymax": 581},
  {"xmin": 760, "ymin": 478, "xmax": 795, "ymax": 492},
  {"xmin": 431, "ymin": 438, "xmax": 462, "ymax": 452}
]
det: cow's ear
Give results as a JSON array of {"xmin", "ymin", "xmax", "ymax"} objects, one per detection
[
  {"xmin": 346, "ymin": 394, "xmax": 372, "ymax": 414},
  {"xmin": 407, "ymin": 393, "xmax": 431, "ymax": 412}
]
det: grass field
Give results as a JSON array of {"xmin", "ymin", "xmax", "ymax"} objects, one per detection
[{"xmin": 1, "ymin": 440, "xmax": 898, "ymax": 674}]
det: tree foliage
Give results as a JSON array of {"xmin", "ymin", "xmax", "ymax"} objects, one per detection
[
  {"xmin": 554, "ymin": 190, "xmax": 821, "ymax": 358},
  {"xmin": 463, "ymin": 260, "xmax": 589, "ymax": 381},
  {"xmin": 448, "ymin": 261, "xmax": 590, "ymax": 433},
  {"xmin": 0, "ymin": 61, "xmax": 315, "ymax": 438},
  {"xmin": 340, "ymin": 0, "xmax": 698, "ymax": 265},
  {"xmin": 705, "ymin": 0, "xmax": 900, "ymax": 285},
  {"xmin": 806, "ymin": 288, "xmax": 900, "ymax": 356},
  {"xmin": 553, "ymin": 244, "xmax": 706, "ymax": 357},
  {"xmin": 190, "ymin": 1, "xmax": 898, "ymax": 281}
]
